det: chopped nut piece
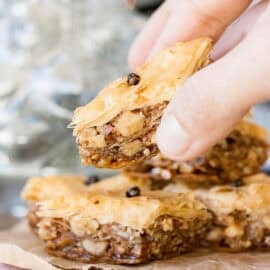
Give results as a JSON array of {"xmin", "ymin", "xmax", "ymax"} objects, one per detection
[
  {"xmin": 70, "ymin": 217, "xmax": 100, "ymax": 236},
  {"xmin": 143, "ymin": 148, "xmax": 150, "ymax": 156},
  {"xmin": 161, "ymin": 218, "xmax": 174, "ymax": 232},
  {"xmin": 82, "ymin": 239, "xmax": 108, "ymax": 256},
  {"xmin": 224, "ymin": 224, "xmax": 244, "ymax": 238},
  {"xmin": 121, "ymin": 140, "xmax": 142, "ymax": 157},
  {"xmin": 87, "ymin": 134, "xmax": 106, "ymax": 148},
  {"xmin": 115, "ymin": 111, "xmax": 145, "ymax": 137},
  {"xmin": 206, "ymin": 228, "xmax": 224, "ymax": 242}
]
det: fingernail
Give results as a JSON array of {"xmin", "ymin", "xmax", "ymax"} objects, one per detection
[{"xmin": 156, "ymin": 113, "xmax": 191, "ymax": 159}]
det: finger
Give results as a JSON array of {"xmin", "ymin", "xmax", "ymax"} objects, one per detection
[
  {"xmin": 128, "ymin": 2, "xmax": 170, "ymax": 70},
  {"xmin": 156, "ymin": 15, "xmax": 270, "ymax": 161},
  {"xmin": 212, "ymin": 0, "xmax": 269, "ymax": 60},
  {"xmin": 149, "ymin": 0, "xmax": 252, "ymax": 57}
]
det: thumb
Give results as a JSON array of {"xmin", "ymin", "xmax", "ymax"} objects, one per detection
[{"xmin": 156, "ymin": 17, "xmax": 270, "ymax": 161}]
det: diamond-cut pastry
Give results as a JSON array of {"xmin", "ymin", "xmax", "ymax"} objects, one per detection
[
  {"xmin": 197, "ymin": 173, "xmax": 270, "ymax": 250},
  {"xmin": 22, "ymin": 174, "xmax": 212, "ymax": 264},
  {"xmin": 164, "ymin": 173, "xmax": 270, "ymax": 251},
  {"xmin": 71, "ymin": 38, "xmax": 212, "ymax": 168}
]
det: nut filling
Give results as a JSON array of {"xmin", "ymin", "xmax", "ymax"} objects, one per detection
[
  {"xmin": 125, "ymin": 129, "xmax": 268, "ymax": 184},
  {"xmin": 204, "ymin": 210, "xmax": 270, "ymax": 251},
  {"xmin": 72, "ymin": 39, "xmax": 213, "ymax": 169},
  {"xmin": 76, "ymin": 102, "xmax": 167, "ymax": 168},
  {"xmin": 28, "ymin": 209, "xmax": 210, "ymax": 265}
]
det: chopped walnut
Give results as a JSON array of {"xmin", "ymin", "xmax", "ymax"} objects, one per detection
[
  {"xmin": 82, "ymin": 239, "xmax": 108, "ymax": 256},
  {"xmin": 179, "ymin": 163, "xmax": 194, "ymax": 174},
  {"xmin": 87, "ymin": 134, "xmax": 107, "ymax": 148},
  {"xmin": 115, "ymin": 111, "xmax": 145, "ymax": 137},
  {"xmin": 206, "ymin": 228, "xmax": 224, "ymax": 242},
  {"xmin": 161, "ymin": 218, "xmax": 173, "ymax": 232},
  {"xmin": 80, "ymin": 127, "xmax": 97, "ymax": 140},
  {"xmin": 143, "ymin": 148, "xmax": 150, "ymax": 156},
  {"xmin": 70, "ymin": 217, "xmax": 99, "ymax": 236},
  {"xmin": 37, "ymin": 219, "xmax": 57, "ymax": 240},
  {"xmin": 121, "ymin": 140, "xmax": 142, "ymax": 157},
  {"xmin": 79, "ymin": 147, "xmax": 91, "ymax": 157},
  {"xmin": 225, "ymin": 223, "xmax": 244, "ymax": 238},
  {"xmin": 150, "ymin": 133, "xmax": 156, "ymax": 144}
]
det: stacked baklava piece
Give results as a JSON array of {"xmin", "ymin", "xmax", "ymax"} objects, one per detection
[{"xmin": 22, "ymin": 38, "xmax": 269, "ymax": 265}]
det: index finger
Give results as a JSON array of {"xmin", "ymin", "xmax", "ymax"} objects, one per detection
[{"xmin": 129, "ymin": 0, "xmax": 252, "ymax": 70}]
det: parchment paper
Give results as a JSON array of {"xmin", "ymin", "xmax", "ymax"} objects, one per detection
[{"xmin": 0, "ymin": 221, "xmax": 270, "ymax": 270}]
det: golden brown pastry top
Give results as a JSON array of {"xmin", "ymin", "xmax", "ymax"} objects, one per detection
[
  {"xmin": 71, "ymin": 38, "xmax": 212, "ymax": 135},
  {"xmin": 235, "ymin": 120, "xmax": 268, "ymax": 141},
  {"xmin": 195, "ymin": 173, "xmax": 270, "ymax": 215},
  {"xmin": 22, "ymin": 173, "xmax": 151, "ymax": 202},
  {"xmin": 22, "ymin": 174, "xmax": 209, "ymax": 231}
]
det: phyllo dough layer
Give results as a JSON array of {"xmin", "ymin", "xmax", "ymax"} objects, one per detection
[
  {"xmin": 164, "ymin": 173, "xmax": 270, "ymax": 251},
  {"xmin": 71, "ymin": 38, "xmax": 212, "ymax": 168},
  {"xmin": 22, "ymin": 174, "xmax": 211, "ymax": 264}
]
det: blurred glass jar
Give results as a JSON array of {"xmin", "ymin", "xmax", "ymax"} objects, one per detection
[{"xmin": 0, "ymin": 0, "xmax": 145, "ymax": 178}]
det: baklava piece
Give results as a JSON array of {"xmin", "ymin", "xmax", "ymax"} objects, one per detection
[
  {"xmin": 71, "ymin": 38, "xmax": 212, "ymax": 168},
  {"xmin": 21, "ymin": 173, "xmax": 154, "ymax": 201},
  {"xmin": 197, "ymin": 173, "xmax": 270, "ymax": 250},
  {"xmin": 165, "ymin": 173, "xmax": 270, "ymax": 251},
  {"xmin": 22, "ymin": 175, "xmax": 211, "ymax": 264},
  {"xmin": 126, "ymin": 120, "xmax": 268, "ymax": 185}
]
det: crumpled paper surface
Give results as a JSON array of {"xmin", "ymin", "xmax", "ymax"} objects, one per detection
[{"xmin": 0, "ymin": 221, "xmax": 270, "ymax": 270}]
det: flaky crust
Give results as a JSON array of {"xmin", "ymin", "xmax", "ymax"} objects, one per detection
[
  {"xmin": 164, "ymin": 173, "xmax": 270, "ymax": 213},
  {"xmin": 195, "ymin": 173, "xmax": 270, "ymax": 215},
  {"xmin": 71, "ymin": 38, "xmax": 212, "ymax": 134},
  {"xmin": 163, "ymin": 173, "xmax": 270, "ymax": 217},
  {"xmin": 22, "ymin": 174, "xmax": 152, "ymax": 203},
  {"xmin": 236, "ymin": 120, "xmax": 268, "ymax": 140},
  {"xmin": 163, "ymin": 173, "xmax": 270, "ymax": 250},
  {"xmin": 22, "ymin": 174, "xmax": 209, "ymax": 231}
]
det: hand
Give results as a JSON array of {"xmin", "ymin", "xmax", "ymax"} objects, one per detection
[
  {"xmin": 0, "ymin": 264, "xmax": 22, "ymax": 270},
  {"xmin": 129, "ymin": 0, "xmax": 270, "ymax": 161}
]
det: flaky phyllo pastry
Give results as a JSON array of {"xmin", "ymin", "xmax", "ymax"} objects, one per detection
[
  {"xmin": 71, "ymin": 38, "xmax": 212, "ymax": 168},
  {"xmin": 198, "ymin": 173, "xmax": 270, "ymax": 250},
  {"xmin": 22, "ymin": 174, "xmax": 211, "ymax": 264},
  {"xmin": 22, "ymin": 174, "xmax": 152, "ymax": 201},
  {"xmin": 164, "ymin": 173, "xmax": 270, "ymax": 251}
]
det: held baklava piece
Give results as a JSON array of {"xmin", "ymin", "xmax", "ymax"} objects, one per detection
[
  {"xmin": 164, "ymin": 173, "xmax": 270, "ymax": 251},
  {"xmin": 71, "ymin": 38, "xmax": 212, "ymax": 168},
  {"xmin": 22, "ymin": 174, "xmax": 212, "ymax": 265},
  {"xmin": 126, "ymin": 120, "xmax": 268, "ymax": 185}
]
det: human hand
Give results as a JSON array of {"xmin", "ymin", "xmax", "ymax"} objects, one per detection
[
  {"xmin": 0, "ymin": 264, "xmax": 22, "ymax": 270},
  {"xmin": 129, "ymin": 0, "xmax": 270, "ymax": 161}
]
